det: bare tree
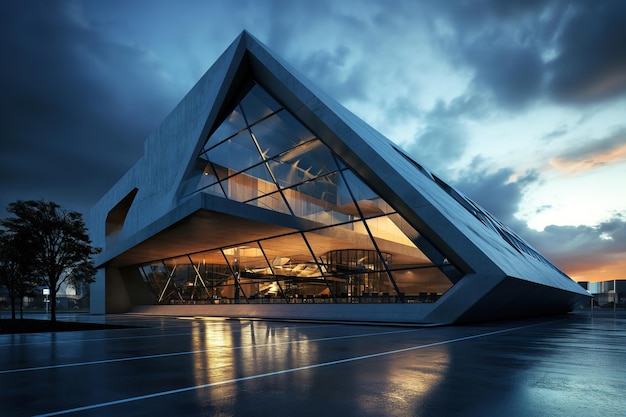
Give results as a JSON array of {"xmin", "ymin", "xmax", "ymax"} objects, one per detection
[{"xmin": 1, "ymin": 200, "xmax": 101, "ymax": 324}]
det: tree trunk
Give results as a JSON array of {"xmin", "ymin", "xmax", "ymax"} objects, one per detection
[
  {"xmin": 19, "ymin": 296, "xmax": 24, "ymax": 319},
  {"xmin": 50, "ymin": 291, "xmax": 57, "ymax": 324},
  {"xmin": 11, "ymin": 296, "xmax": 16, "ymax": 320}
]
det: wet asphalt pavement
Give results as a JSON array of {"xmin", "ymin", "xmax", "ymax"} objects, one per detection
[{"xmin": 1, "ymin": 310, "xmax": 624, "ymax": 417}]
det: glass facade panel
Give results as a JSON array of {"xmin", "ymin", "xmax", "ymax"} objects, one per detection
[
  {"xmin": 303, "ymin": 223, "xmax": 398, "ymax": 302},
  {"xmin": 222, "ymin": 243, "xmax": 283, "ymax": 302},
  {"xmin": 153, "ymin": 82, "xmax": 462, "ymax": 306},
  {"xmin": 365, "ymin": 215, "xmax": 418, "ymax": 248},
  {"xmin": 364, "ymin": 215, "xmax": 454, "ymax": 300},
  {"xmin": 239, "ymin": 84, "xmax": 282, "ymax": 125},
  {"xmin": 160, "ymin": 256, "xmax": 198, "ymax": 303},
  {"xmin": 220, "ymin": 246, "xmax": 245, "ymax": 302},
  {"xmin": 198, "ymin": 183, "xmax": 226, "ymax": 198},
  {"xmin": 224, "ymin": 166, "xmax": 278, "ymax": 203},
  {"xmin": 201, "ymin": 108, "xmax": 247, "ymax": 152},
  {"xmin": 140, "ymin": 215, "xmax": 457, "ymax": 304},
  {"xmin": 208, "ymin": 163, "xmax": 229, "ymax": 182},
  {"xmin": 224, "ymin": 172, "xmax": 260, "ymax": 203},
  {"xmin": 188, "ymin": 250, "xmax": 232, "ymax": 303},
  {"xmin": 140, "ymin": 263, "xmax": 167, "ymax": 300},
  {"xmin": 342, "ymin": 170, "xmax": 395, "ymax": 217},
  {"xmin": 386, "ymin": 213, "xmax": 421, "ymax": 242},
  {"xmin": 258, "ymin": 234, "xmax": 324, "ymax": 302},
  {"xmin": 305, "ymin": 221, "xmax": 376, "ymax": 256},
  {"xmin": 250, "ymin": 111, "xmax": 315, "ymax": 160},
  {"xmin": 282, "ymin": 172, "xmax": 353, "ymax": 226},
  {"xmin": 389, "ymin": 268, "xmax": 452, "ymax": 303},
  {"xmin": 247, "ymin": 191, "xmax": 291, "ymax": 214},
  {"xmin": 206, "ymin": 131, "xmax": 261, "ymax": 174},
  {"xmin": 183, "ymin": 162, "xmax": 221, "ymax": 197},
  {"xmin": 240, "ymin": 163, "xmax": 277, "ymax": 190},
  {"xmin": 197, "ymin": 163, "xmax": 219, "ymax": 190},
  {"xmin": 267, "ymin": 140, "xmax": 340, "ymax": 189},
  {"xmin": 324, "ymin": 249, "xmax": 395, "ymax": 302},
  {"xmin": 187, "ymin": 164, "xmax": 226, "ymax": 198}
]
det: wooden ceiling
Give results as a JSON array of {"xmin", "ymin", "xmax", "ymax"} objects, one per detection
[{"xmin": 106, "ymin": 209, "xmax": 431, "ymax": 268}]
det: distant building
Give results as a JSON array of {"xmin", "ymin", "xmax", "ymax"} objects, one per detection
[
  {"xmin": 580, "ymin": 280, "xmax": 625, "ymax": 307},
  {"xmin": 0, "ymin": 281, "xmax": 88, "ymax": 312},
  {"xmin": 89, "ymin": 31, "xmax": 590, "ymax": 325}
]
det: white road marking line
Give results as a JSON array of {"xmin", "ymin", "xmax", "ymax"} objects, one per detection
[
  {"xmin": 32, "ymin": 322, "xmax": 548, "ymax": 417},
  {"xmin": 1, "ymin": 328, "xmax": 419, "ymax": 374}
]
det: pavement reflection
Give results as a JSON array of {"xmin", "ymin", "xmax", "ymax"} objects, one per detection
[{"xmin": 0, "ymin": 311, "xmax": 623, "ymax": 417}]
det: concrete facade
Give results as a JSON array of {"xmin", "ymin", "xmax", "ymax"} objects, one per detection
[{"xmin": 90, "ymin": 31, "xmax": 590, "ymax": 325}]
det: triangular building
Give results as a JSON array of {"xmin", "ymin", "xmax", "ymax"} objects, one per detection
[{"xmin": 90, "ymin": 31, "xmax": 590, "ymax": 325}]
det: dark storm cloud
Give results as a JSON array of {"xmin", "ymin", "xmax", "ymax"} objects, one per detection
[
  {"xmin": 452, "ymin": 161, "xmax": 540, "ymax": 226},
  {"xmin": 257, "ymin": 0, "xmax": 337, "ymax": 54},
  {"xmin": 300, "ymin": 46, "xmax": 351, "ymax": 78},
  {"xmin": 427, "ymin": 0, "xmax": 626, "ymax": 109},
  {"xmin": 403, "ymin": 95, "xmax": 490, "ymax": 172},
  {"xmin": 408, "ymin": 123, "xmax": 467, "ymax": 174},
  {"xmin": 463, "ymin": 42, "xmax": 544, "ymax": 108},
  {"xmin": 0, "ymin": 1, "xmax": 179, "ymax": 216},
  {"xmin": 428, "ymin": 95, "xmax": 491, "ymax": 121},
  {"xmin": 548, "ymin": 2, "xmax": 626, "ymax": 102},
  {"xmin": 424, "ymin": 0, "xmax": 553, "ymax": 109},
  {"xmin": 526, "ymin": 215, "xmax": 626, "ymax": 274},
  {"xmin": 386, "ymin": 96, "xmax": 421, "ymax": 125},
  {"xmin": 438, "ymin": 0, "xmax": 554, "ymax": 22},
  {"xmin": 270, "ymin": 5, "xmax": 383, "ymax": 105},
  {"xmin": 296, "ymin": 45, "xmax": 369, "ymax": 103}
]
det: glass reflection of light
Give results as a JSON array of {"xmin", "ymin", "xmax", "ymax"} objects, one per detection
[
  {"xmin": 266, "ymin": 324, "xmax": 318, "ymax": 371},
  {"xmin": 236, "ymin": 322, "xmax": 319, "ymax": 376},
  {"xmin": 191, "ymin": 320, "xmax": 236, "ymax": 403},
  {"xmin": 189, "ymin": 320, "xmax": 318, "ymax": 404},
  {"xmin": 356, "ymin": 345, "xmax": 449, "ymax": 415}
]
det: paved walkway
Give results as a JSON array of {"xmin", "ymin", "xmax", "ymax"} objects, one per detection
[{"xmin": 1, "ymin": 310, "xmax": 624, "ymax": 417}]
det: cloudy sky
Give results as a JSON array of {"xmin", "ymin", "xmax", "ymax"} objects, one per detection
[{"xmin": 1, "ymin": 0, "xmax": 625, "ymax": 282}]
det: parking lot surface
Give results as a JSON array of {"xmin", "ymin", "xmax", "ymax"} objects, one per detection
[{"xmin": 1, "ymin": 310, "xmax": 624, "ymax": 417}]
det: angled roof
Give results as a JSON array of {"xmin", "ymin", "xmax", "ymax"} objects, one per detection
[{"xmin": 91, "ymin": 31, "xmax": 590, "ymax": 324}]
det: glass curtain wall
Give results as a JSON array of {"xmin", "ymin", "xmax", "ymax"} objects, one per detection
[{"xmin": 141, "ymin": 83, "xmax": 460, "ymax": 304}]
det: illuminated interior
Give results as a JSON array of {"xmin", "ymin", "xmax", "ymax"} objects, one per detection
[{"xmin": 137, "ymin": 83, "xmax": 461, "ymax": 305}]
